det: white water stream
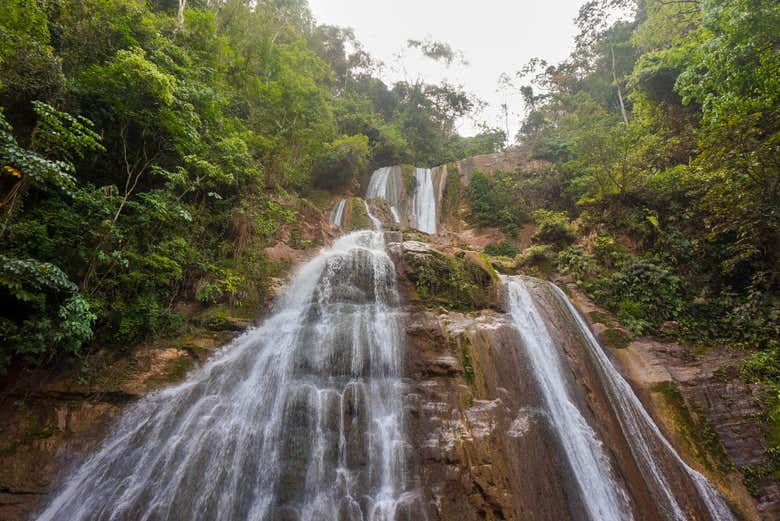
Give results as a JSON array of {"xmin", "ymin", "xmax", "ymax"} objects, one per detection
[
  {"xmin": 412, "ymin": 168, "xmax": 437, "ymax": 235},
  {"xmin": 505, "ymin": 275, "xmax": 736, "ymax": 521},
  {"xmin": 329, "ymin": 198, "xmax": 347, "ymax": 227},
  {"xmin": 36, "ymin": 228, "xmax": 422, "ymax": 521},
  {"xmin": 505, "ymin": 277, "xmax": 633, "ymax": 521}
]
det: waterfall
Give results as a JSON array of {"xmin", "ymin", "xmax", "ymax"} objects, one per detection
[
  {"xmin": 505, "ymin": 277, "xmax": 633, "ymax": 521},
  {"xmin": 412, "ymin": 168, "xmax": 436, "ymax": 235},
  {"xmin": 551, "ymin": 282, "xmax": 737, "ymax": 521},
  {"xmin": 366, "ymin": 167, "xmax": 401, "ymax": 224},
  {"xmin": 329, "ymin": 198, "xmax": 347, "ymax": 227},
  {"xmin": 505, "ymin": 275, "xmax": 736, "ymax": 521},
  {"xmin": 35, "ymin": 230, "xmax": 424, "ymax": 521}
]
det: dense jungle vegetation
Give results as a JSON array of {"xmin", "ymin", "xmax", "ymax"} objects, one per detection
[
  {"xmin": 0, "ymin": 0, "xmax": 504, "ymax": 371},
  {"xmin": 471, "ymin": 0, "xmax": 779, "ymax": 469},
  {"xmin": 471, "ymin": 0, "xmax": 779, "ymax": 351},
  {"xmin": 1, "ymin": 0, "xmax": 778, "ymax": 433}
]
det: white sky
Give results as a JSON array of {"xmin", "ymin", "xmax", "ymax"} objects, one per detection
[{"xmin": 308, "ymin": 0, "xmax": 585, "ymax": 139}]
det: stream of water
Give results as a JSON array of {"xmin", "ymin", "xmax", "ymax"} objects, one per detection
[
  {"xmin": 412, "ymin": 168, "xmax": 437, "ymax": 235},
  {"xmin": 36, "ymin": 183, "xmax": 738, "ymax": 521},
  {"xmin": 328, "ymin": 198, "xmax": 347, "ymax": 228},
  {"xmin": 505, "ymin": 275, "xmax": 736, "ymax": 521},
  {"xmin": 36, "ymin": 228, "xmax": 422, "ymax": 521}
]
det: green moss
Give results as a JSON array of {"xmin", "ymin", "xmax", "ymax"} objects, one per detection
[
  {"xmin": 348, "ymin": 197, "xmax": 371, "ymax": 230},
  {"xmin": 410, "ymin": 250, "xmax": 496, "ymax": 311},
  {"xmin": 441, "ymin": 163, "xmax": 462, "ymax": 223},
  {"xmin": 461, "ymin": 341, "xmax": 475, "ymax": 386},
  {"xmin": 588, "ymin": 310, "xmax": 612, "ymax": 325},
  {"xmin": 517, "ymin": 244, "xmax": 556, "ymax": 277},
  {"xmin": 602, "ymin": 328, "xmax": 632, "ymax": 349},
  {"xmin": 164, "ymin": 354, "xmax": 193, "ymax": 382},
  {"xmin": 653, "ymin": 382, "xmax": 734, "ymax": 474},
  {"xmin": 401, "ymin": 164, "xmax": 416, "ymax": 195},
  {"xmin": 484, "ymin": 241, "xmax": 517, "ymax": 258}
]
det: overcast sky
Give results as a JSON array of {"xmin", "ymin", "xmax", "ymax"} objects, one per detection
[{"xmin": 308, "ymin": 0, "xmax": 585, "ymax": 139}]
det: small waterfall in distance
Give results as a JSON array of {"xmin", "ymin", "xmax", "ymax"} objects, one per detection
[
  {"xmin": 35, "ymin": 225, "xmax": 425, "ymax": 521},
  {"xmin": 365, "ymin": 167, "xmax": 402, "ymax": 224},
  {"xmin": 412, "ymin": 168, "xmax": 437, "ymax": 235},
  {"xmin": 329, "ymin": 198, "xmax": 347, "ymax": 227}
]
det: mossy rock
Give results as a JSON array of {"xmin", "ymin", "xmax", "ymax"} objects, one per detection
[
  {"xmin": 401, "ymin": 164, "xmax": 416, "ymax": 195},
  {"xmin": 441, "ymin": 163, "xmax": 462, "ymax": 225},
  {"xmin": 588, "ymin": 310, "xmax": 612, "ymax": 325},
  {"xmin": 347, "ymin": 197, "xmax": 371, "ymax": 230},
  {"xmin": 405, "ymin": 247, "xmax": 499, "ymax": 311},
  {"xmin": 601, "ymin": 328, "xmax": 632, "ymax": 349},
  {"xmin": 653, "ymin": 381, "xmax": 734, "ymax": 475}
]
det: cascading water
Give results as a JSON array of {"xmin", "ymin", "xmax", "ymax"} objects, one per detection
[
  {"xmin": 329, "ymin": 198, "xmax": 347, "ymax": 228},
  {"xmin": 412, "ymin": 168, "xmax": 436, "ymax": 235},
  {"xmin": 365, "ymin": 167, "xmax": 402, "ymax": 224},
  {"xmin": 505, "ymin": 277, "xmax": 633, "ymax": 521},
  {"xmin": 552, "ymin": 283, "xmax": 736, "ymax": 521},
  {"xmin": 35, "ymin": 227, "xmax": 424, "ymax": 521},
  {"xmin": 505, "ymin": 275, "xmax": 736, "ymax": 521}
]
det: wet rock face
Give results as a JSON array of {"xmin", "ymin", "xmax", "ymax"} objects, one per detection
[
  {"xmin": 402, "ymin": 309, "xmax": 589, "ymax": 521},
  {"xmin": 398, "ymin": 275, "xmax": 766, "ymax": 521}
]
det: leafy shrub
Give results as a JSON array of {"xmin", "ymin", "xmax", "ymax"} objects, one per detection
[
  {"xmin": 312, "ymin": 134, "xmax": 370, "ymax": 188},
  {"xmin": 467, "ymin": 170, "xmax": 527, "ymax": 236},
  {"xmin": 593, "ymin": 258, "xmax": 682, "ymax": 334},
  {"xmin": 556, "ymin": 245, "xmax": 597, "ymax": 283},
  {"xmin": 591, "ymin": 235, "xmax": 627, "ymax": 268},
  {"xmin": 484, "ymin": 241, "xmax": 517, "ymax": 258},
  {"xmin": 518, "ymin": 244, "xmax": 555, "ymax": 266},
  {"xmin": 531, "ymin": 209, "xmax": 575, "ymax": 247},
  {"xmin": 0, "ymin": 255, "xmax": 95, "ymax": 370}
]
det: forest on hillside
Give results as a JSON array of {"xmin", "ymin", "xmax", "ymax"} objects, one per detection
[
  {"xmin": 0, "ymin": 0, "xmax": 778, "ymax": 429},
  {"xmin": 0, "ymin": 0, "xmax": 504, "ymax": 371},
  {"xmin": 485, "ymin": 0, "xmax": 779, "ymax": 397}
]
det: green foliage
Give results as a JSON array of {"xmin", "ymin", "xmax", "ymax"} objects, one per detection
[
  {"xmin": 593, "ymin": 259, "xmax": 682, "ymax": 334},
  {"xmin": 531, "ymin": 209, "xmax": 575, "ymax": 248},
  {"xmin": 0, "ymin": 255, "xmax": 95, "ymax": 370},
  {"xmin": 312, "ymin": 134, "xmax": 370, "ymax": 188},
  {"xmin": 516, "ymin": 0, "xmax": 779, "ymax": 350},
  {"xmin": 557, "ymin": 245, "xmax": 597, "ymax": 284},
  {"xmin": 484, "ymin": 241, "xmax": 518, "ymax": 258},
  {"xmin": 0, "ymin": 0, "xmax": 491, "ymax": 370},
  {"xmin": 0, "ymin": 109, "xmax": 75, "ymax": 193},
  {"xmin": 466, "ymin": 170, "xmax": 527, "ymax": 236},
  {"xmin": 517, "ymin": 245, "xmax": 556, "ymax": 275}
]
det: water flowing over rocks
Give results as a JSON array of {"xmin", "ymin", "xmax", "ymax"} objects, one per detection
[
  {"xmin": 399, "ymin": 272, "xmax": 741, "ymax": 521},
  {"xmin": 0, "ymin": 175, "xmax": 771, "ymax": 521}
]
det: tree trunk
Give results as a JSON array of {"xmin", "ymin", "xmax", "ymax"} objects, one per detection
[{"xmin": 611, "ymin": 46, "xmax": 629, "ymax": 125}]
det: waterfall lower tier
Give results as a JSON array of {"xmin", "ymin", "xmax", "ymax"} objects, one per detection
[
  {"xmin": 35, "ymin": 231, "xmax": 425, "ymax": 521},
  {"xmin": 505, "ymin": 278, "xmax": 633, "ymax": 521},
  {"xmin": 35, "ymin": 236, "xmax": 740, "ymax": 521},
  {"xmin": 503, "ymin": 276, "xmax": 736, "ymax": 521}
]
